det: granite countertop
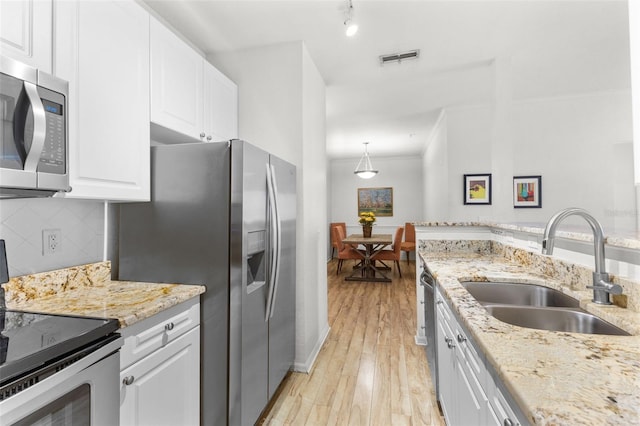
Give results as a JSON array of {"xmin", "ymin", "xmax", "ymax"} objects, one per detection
[
  {"xmin": 3, "ymin": 261, "xmax": 205, "ymax": 328},
  {"xmin": 413, "ymin": 221, "xmax": 640, "ymax": 251},
  {"xmin": 421, "ymin": 249, "xmax": 640, "ymax": 425}
]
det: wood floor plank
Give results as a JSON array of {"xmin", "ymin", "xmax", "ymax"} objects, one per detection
[{"xmin": 260, "ymin": 259, "xmax": 444, "ymax": 426}]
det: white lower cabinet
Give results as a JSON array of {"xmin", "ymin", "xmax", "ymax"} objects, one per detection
[
  {"xmin": 120, "ymin": 298, "xmax": 200, "ymax": 426},
  {"xmin": 436, "ymin": 287, "xmax": 525, "ymax": 426}
]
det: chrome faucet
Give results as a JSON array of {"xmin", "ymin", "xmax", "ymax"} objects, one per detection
[{"xmin": 541, "ymin": 208, "xmax": 622, "ymax": 305}]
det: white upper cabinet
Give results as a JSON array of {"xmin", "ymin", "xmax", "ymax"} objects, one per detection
[
  {"xmin": 0, "ymin": 0, "xmax": 52, "ymax": 72},
  {"xmin": 151, "ymin": 17, "xmax": 238, "ymax": 143},
  {"xmin": 150, "ymin": 17, "xmax": 203, "ymax": 141},
  {"xmin": 55, "ymin": 0, "xmax": 150, "ymax": 201},
  {"xmin": 204, "ymin": 60, "xmax": 238, "ymax": 142}
]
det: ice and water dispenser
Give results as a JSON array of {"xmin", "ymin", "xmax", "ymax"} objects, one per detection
[{"xmin": 246, "ymin": 230, "xmax": 266, "ymax": 293}]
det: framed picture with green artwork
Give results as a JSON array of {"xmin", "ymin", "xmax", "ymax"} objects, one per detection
[{"xmin": 357, "ymin": 187, "xmax": 393, "ymax": 216}]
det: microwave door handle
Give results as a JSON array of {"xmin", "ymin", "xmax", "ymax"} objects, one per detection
[{"xmin": 22, "ymin": 81, "xmax": 46, "ymax": 172}]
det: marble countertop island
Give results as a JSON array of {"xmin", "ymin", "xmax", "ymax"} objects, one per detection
[
  {"xmin": 420, "ymin": 247, "xmax": 640, "ymax": 425},
  {"xmin": 3, "ymin": 261, "xmax": 205, "ymax": 328}
]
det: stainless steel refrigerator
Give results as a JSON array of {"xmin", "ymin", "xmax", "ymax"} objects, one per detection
[{"xmin": 118, "ymin": 140, "xmax": 296, "ymax": 426}]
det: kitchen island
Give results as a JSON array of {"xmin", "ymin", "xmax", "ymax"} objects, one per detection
[{"xmin": 420, "ymin": 241, "xmax": 640, "ymax": 425}]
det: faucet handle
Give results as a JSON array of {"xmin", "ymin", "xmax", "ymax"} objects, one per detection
[{"xmin": 586, "ymin": 281, "xmax": 623, "ymax": 295}]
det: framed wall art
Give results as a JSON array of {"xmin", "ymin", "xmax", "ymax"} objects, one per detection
[
  {"xmin": 463, "ymin": 174, "xmax": 492, "ymax": 205},
  {"xmin": 513, "ymin": 175, "xmax": 542, "ymax": 208},
  {"xmin": 357, "ymin": 187, "xmax": 393, "ymax": 216}
]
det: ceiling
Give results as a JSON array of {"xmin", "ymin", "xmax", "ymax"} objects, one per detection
[{"xmin": 142, "ymin": 0, "xmax": 631, "ymax": 159}]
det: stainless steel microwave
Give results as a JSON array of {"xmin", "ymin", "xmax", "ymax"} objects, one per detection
[{"xmin": 0, "ymin": 55, "xmax": 70, "ymax": 198}]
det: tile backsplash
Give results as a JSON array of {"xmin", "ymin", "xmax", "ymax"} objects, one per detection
[{"xmin": 0, "ymin": 198, "xmax": 105, "ymax": 276}]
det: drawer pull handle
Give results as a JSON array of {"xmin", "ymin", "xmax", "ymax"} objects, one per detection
[
  {"xmin": 123, "ymin": 376, "xmax": 135, "ymax": 386},
  {"xmin": 444, "ymin": 336, "xmax": 455, "ymax": 349},
  {"xmin": 165, "ymin": 322, "xmax": 175, "ymax": 331},
  {"xmin": 457, "ymin": 333, "xmax": 466, "ymax": 343}
]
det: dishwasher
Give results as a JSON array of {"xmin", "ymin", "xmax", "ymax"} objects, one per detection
[{"xmin": 420, "ymin": 261, "xmax": 438, "ymax": 395}]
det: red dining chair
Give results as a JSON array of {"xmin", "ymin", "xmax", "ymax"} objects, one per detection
[
  {"xmin": 401, "ymin": 222, "xmax": 416, "ymax": 264},
  {"xmin": 376, "ymin": 226, "xmax": 404, "ymax": 277},
  {"xmin": 332, "ymin": 225, "xmax": 364, "ymax": 274}
]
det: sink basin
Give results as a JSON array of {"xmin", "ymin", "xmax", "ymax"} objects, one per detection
[
  {"xmin": 484, "ymin": 305, "xmax": 630, "ymax": 336},
  {"xmin": 461, "ymin": 281, "xmax": 580, "ymax": 308}
]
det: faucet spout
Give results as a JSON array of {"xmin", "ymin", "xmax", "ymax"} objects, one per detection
[{"xmin": 541, "ymin": 208, "xmax": 621, "ymax": 305}]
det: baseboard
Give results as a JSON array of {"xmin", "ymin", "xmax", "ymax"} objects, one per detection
[{"xmin": 293, "ymin": 323, "xmax": 330, "ymax": 373}]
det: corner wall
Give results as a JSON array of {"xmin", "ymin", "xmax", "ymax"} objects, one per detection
[{"xmin": 209, "ymin": 41, "xmax": 328, "ymax": 372}]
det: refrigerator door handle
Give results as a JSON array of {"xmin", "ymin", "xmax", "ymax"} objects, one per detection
[{"xmin": 265, "ymin": 163, "xmax": 281, "ymax": 321}]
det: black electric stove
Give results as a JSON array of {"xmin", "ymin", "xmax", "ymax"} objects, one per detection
[{"xmin": 0, "ymin": 308, "xmax": 120, "ymax": 400}]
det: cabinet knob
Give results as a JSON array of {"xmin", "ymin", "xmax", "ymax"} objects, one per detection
[
  {"xmin": 200, "ymin": 132, "xmax": 206, "ymax": 138},
  {"xmin": 123, "ymin": 376, "xmax": 135, "ymax": 386},
  {"xmin": 206, "ymin": 135, "xmax": 212, "ymax": 141},
  {"xmin": 503, "ymin": 419, "xmax": 514, "ymax": 426},
  {"xmin": 444, "ymin": 336, "xmax": 455, "ymax": 349},
  {"xmin": 165, "ymin": 322, "xmax": 175, "ymax": 331},
  {"xmin": 457, "ymin": 333, "xmax": 466, "ymax": 343},
  {"xmin": 436, "ymin": 300, "xmax": 443, "ymax": 305}
]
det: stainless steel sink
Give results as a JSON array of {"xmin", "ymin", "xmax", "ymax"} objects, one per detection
[
  {"xmin": 484, "ymin": 305, "xmax": 630, "ymax": 336},
  {"xmin": 461, "ymin": 281, "xmax": 580, "ymax": 308}
]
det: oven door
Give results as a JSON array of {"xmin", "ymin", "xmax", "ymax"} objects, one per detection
[{"xmin": 0, "ymin": 336, "xmax": 122, "ymax": 426}]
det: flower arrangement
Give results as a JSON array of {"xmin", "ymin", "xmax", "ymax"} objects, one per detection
[{"xmin": 358, "ymin": 211, "xmax": 376, "ymax": 227}]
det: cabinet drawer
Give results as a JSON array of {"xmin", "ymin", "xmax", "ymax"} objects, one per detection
[{"xmin": 120, "ymin": 298, "xmax": 200, "ymax": 369}]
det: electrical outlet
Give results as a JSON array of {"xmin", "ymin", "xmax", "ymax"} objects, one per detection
[{"xmin": 42, "ymin": 229, "xmax": 61, "ymax": 255}]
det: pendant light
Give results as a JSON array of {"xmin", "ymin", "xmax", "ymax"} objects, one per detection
[
  {"xmin": 354, "ymin": 142, "xmax": 378, "ymax": 179},
  {"xmin": 344, "ymin": 0, "xmax": 358, "ymax": 37}
]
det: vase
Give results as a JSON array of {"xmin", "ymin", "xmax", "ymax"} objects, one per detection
[{"xmin": 362, "ymin": 225, "xmax": 372, "ymax": 238}]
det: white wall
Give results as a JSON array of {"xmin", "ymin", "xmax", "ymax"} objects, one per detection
[
  {"xmin": 423, "ymin": 91, "xmax": 636, "ymax": 233},
  {"xmin": 0, "ymin": 198, "xmax": 105, "ymax": 276},
  {"xmin": 329, "ymin": 155, "xmax": 423, "ymax": 241},
  {"xmin": 210, "ymin": 41, "xmax": 328, "ymax": 372},
  {"xmin": 423, "ymin": 110, "xmax": 448, "ymax": 220}
]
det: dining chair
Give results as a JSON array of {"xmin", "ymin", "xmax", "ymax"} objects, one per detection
[
  {"xmin": 401, "ymin": 222, "xmax": 416, "ymax": 264},
  {"xmin": 330, "ymin": 222, "xmax": 347, "ymax": 259},
  {"xmin": 376, "ymin": 226, "xmax": 404, "ymax": 277},
  {"xmin": 332, "ymin": 225, "xmax": 364, "ymax": 274}
]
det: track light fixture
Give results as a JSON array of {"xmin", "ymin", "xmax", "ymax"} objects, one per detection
[
  {"xmin": 344, "ymin": 0, "xmax": 358, "ymax": 37},
  {"xmin": 354, "ymin": 142, "xmax": 378, "ymax": 179}
]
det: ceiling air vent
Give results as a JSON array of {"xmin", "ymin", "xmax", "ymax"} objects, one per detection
[{"xmin": 379, "ymin": 49, "xmax": 420, "ymax": 65}]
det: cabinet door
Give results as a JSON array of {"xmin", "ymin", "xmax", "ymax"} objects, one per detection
[
  {"xmin": 0, "ymin": 0, "xmax": 52, "ymax": 72},
  {"xmin": 55, "ymin": 0, "xmax": 150, "ymax": 201},
  {"xmin": 150, "ymin": 17, "xmax": 203, "ymax": 140},
  {"xmin": 436, "ymin": 302, "xmax": 456, "ymax": 425},
  {"xmin": 120, "ymin": 326, "xmax": 200, "ymax": 426},
  {"xmin": 203, "ymin": 60, "xmax": 238, "ymax": 142}
]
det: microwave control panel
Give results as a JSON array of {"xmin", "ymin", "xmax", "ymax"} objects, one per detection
[{"xmin": 37, "ymin": 86, "xmax": 66, "ymax": 175}]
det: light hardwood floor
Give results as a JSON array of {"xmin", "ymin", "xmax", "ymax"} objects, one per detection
[{"xmin": 260, "ymin": 259, "xmax": 444, "ymax": 426}]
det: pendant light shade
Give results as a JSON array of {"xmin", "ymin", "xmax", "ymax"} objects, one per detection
[
  {"xmin": 354, "ymin": 142, "xmax": 378, "ymax": 179},
  {"xmin": 344, "ymin": 0, "xmax": 358, "ymax": 37}
]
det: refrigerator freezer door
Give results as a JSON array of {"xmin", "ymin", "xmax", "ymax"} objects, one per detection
[
  {"xmin": 267, "ymin": 154, "xmax": 296, "ymax": 399},
  {"xmin": 229, "ymin": 141, "xmax": 270, "ymax": 426}
]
